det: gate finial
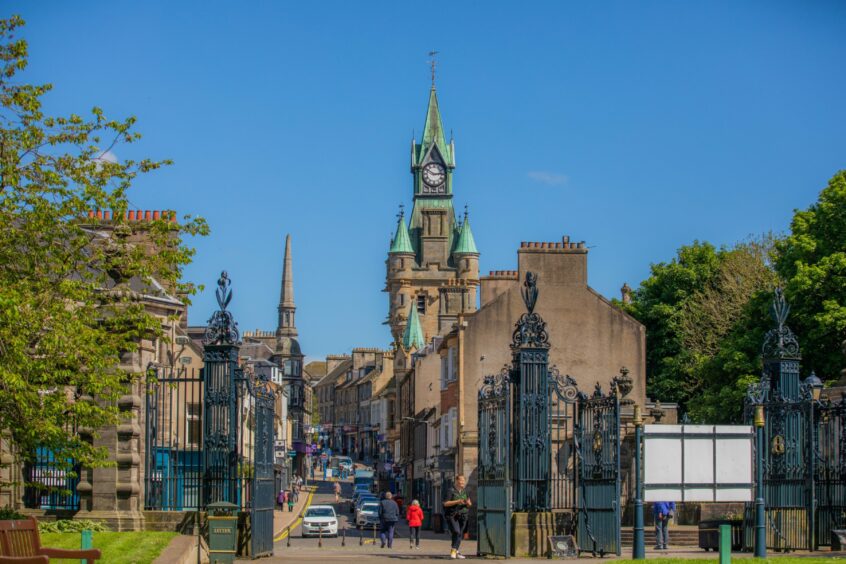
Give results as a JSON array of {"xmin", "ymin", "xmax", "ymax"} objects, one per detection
[{"xmin": 522, "ymin": 271, "xmax": 539, "ymax": 313}]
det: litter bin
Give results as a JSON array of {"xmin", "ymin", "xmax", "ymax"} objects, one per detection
[{"xmin": 207, "ymin": 501, "xmax": 239, "ymax": 564}]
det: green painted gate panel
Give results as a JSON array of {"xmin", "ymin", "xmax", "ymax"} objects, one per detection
[
  {"xmin": 477, "ymin": 369, "xmax": 512, "ymax": 557},
  {"xmin": 577, "ymin": 388, "xmax": 621, "ymax": 556}
]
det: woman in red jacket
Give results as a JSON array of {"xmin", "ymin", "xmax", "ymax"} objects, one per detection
[{"xmin": 406, "ymin": 499, "xmax": 424, "ymax": 549}]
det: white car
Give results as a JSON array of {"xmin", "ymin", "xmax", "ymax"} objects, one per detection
[
  {"xmin": 356, "ymin": 501, "xmax": 380, "ymax": 529},
  {"xmin": 301, "ymin": 505, "xmax": 338, "ymax": 537}
]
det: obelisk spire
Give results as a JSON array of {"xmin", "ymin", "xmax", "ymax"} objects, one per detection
[{"xmin": 276, "ymin": 233, "xmax": 297, "ymax": 337}]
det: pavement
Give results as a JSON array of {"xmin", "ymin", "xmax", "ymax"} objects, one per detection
[{"xmin": 241, "ymin": 472, "xmax": 846, "ymax": 562}]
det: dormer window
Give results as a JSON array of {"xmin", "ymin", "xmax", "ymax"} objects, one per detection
[{"xmin": 417, "ymin": 294, "xmax": 426, "ymax": 314}]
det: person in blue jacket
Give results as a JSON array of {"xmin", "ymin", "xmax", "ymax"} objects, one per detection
[{"xmin": 653, "ymin": 501, "xmax": 675, "ymax": 549}]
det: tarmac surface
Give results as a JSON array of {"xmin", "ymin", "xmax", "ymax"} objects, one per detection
[{"xmin": 239, "ymin": 473, "xmax": 845, "ymax": 562}]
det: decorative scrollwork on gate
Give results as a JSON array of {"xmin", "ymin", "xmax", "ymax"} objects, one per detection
[
  {"xmin": 204, "ymin": 271, "xmax": 241, "ymax": 345},
  {"xmin": 761, "ymin": 287, "xmax": 800, "ymax": 360}
]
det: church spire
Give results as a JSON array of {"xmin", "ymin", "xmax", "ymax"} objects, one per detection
[{"xmin": 276, "ymin": 233, "xmax": 297, "ymax": 338}]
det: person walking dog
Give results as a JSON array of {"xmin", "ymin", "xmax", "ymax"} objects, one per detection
[
  {"xmin": 653, "ymin": 500, "xmax": 675, "ymax": 549},
  {"xmin": 443, "ymin": 475, "xmax": 471, "ymax": 559},
  {"xmin": 406, "ymin": 499, "xmax": 423, "ymax": 549},
  {"xmin": 378, "ymin": 491, "xmax": 400, "ymax": 549}
]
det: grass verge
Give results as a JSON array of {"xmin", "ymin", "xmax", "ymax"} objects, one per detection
[{"xmin": 40, "ymin": 531, "xmax": 177, "ymax": 564}]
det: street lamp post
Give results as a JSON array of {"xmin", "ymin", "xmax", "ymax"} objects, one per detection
[
  {"xmin": 633, "ymin": 405, "xmax": 645, "ymax": 560},
  {"xmin": 754, "ymin": 404, "xmax": 766, "ymax": 558}
]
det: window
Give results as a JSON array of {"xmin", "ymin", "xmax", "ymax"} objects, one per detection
[
  {"xmin": 187, "ymin": 403, "xmax": 201, "ymax": 446},
  {"xmin": 440, "ymin": 354, "xmax": 448, "ymax": 390},
  {"xmin": 417, "ymin": 294, "xmax": 426, "ymax": 314},
  {"xmin": 399, "ymin": 294, "xmax": 405, "ymax": 306},
  {"xmin": 447, "ymin": 346, "xmax": 456, "ymax": 382}
]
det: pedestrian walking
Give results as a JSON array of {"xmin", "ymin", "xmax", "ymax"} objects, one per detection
[
  {"xmin": 292, "ymin": 482, "xmax": 300, "ymax": 503},
  {"xmin": 653, "ymin": 500, "xmax": 675, "ymax": 549},
  {"xmin": 276, "ymin": 489, "xmax": 286, "ymax": 510},
  {"xmin": 443, "ymin": 475, "xmax": 471, "ymax": 559},
  {"xmin": 334, "ymin": 481, "xmax": 342, "ymax": 503},
  {"xmin": 406, "ymin": 499, "xmax": 423, "ymax": 549},
  {"xmin": 287, "ymin": 490, "xmax": 295, "ymax": 512},
  {"xmin": 378, "ymin": 491, "xmax": 400, "ymax": 549}
]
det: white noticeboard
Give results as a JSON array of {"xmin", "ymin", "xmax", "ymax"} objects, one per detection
[{"xmin": 643, "ymin": 424, "xmax": 753, "ymax": 503}]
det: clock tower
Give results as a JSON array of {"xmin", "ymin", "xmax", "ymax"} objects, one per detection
[{"xmin": 386, "ymin": 84, "xmax": 479, "ymax": 347}]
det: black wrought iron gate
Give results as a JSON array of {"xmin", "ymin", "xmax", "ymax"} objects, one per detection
[
  {"xmin": 576, "ymin": 385, "xmax": 621, "ymax": 556},
  {"xmin": 475, "ymin": 272, "xmax": 622, "ymax": 558},
  {"xmin": 247, "ymin": 372, "xmax": 276, "ymax": 557},
  {"xmin": 145, "ymin": 272, "xmax": 276, "ymax": 558},
  {"xmin": 477, "ymin": 369, "xmax": 511, "ymax": 557}
]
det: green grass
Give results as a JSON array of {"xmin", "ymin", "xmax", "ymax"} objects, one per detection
[
  {"xmin": 39, "ymin": 531, "xmax": 178, "ymax": 564},
  {"xmin": 644, "ymin": 553, "xmax": 844, "ymax": 564}
]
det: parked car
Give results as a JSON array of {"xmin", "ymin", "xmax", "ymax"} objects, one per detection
[
  {"xmin": 351, "ymin": 492, "xmax": 377, "ymax": 513},
  {"xmin": 356, "ymin": 502, "xmax": 380, "ymax": 529},
  {"xmin": 301, "ymin": 505, "xmax": 338, "ymax": 538},
  {"xmin": 355, "ymin": 494, "xmax": 378, "ymax": 514}
]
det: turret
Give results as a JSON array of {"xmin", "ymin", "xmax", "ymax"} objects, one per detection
[{"xmin": 453, "ymin": 208, "xmax": 479, "ymax": 279}]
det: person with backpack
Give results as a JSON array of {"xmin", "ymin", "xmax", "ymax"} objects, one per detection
[{"xmin": 406, "ymin": 499, "xmax": 424, "ymax": 549}]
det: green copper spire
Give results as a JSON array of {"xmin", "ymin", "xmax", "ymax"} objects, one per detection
[
  {"xmin": 416, "ymin": 87, "xmax": 453, "ymax": 166},
  {"xmin": 402, "ymin": 302, "xmax": 425, "ymax": 350},
  {"xmin": 389, "ymin": 210, "xmax": 414, "ymax": 254},
  {"xmin": 454, "ymin": 209, "xmax": 478, "ymax": 255}
]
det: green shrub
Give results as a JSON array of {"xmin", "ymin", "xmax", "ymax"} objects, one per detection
[
  {"xmin": 0, "ymin": 506, "xmax": 26, "ymax": 520},
  {"xmin": 38, "ymin": 519, "xmax": 110, "ymax": 533}
]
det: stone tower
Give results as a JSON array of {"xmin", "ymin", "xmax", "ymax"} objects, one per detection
[
  {"xmin": 386, "ymin": 85, "xmax": 480, "ymax": 347},
  {"xmin": 271, "ymin": 234, "xmax": 306, "ymax": 471}
]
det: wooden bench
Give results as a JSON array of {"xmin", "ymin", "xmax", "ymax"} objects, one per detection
[{"xmin": 0, "ymin": 517, "xmax": 101, "ymax": 563}]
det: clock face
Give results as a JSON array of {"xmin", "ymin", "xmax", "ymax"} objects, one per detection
[{"xmin": 422, "ymin": 163, "xmax": 446, "ymax": 187}]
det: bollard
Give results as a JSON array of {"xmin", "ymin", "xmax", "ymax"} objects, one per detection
[
  {"xmin": 359, "ymin": 526, "xmax": 364, "ymax": 546},
  {"xmin": 81, "ymin": 529, "xmax": 93, "ymax": 564},
  {"xmin": 719, "ymin": 524, "xmax": 731, "ymax": 564},
  {"xmin": 341, "ymin": 527, "xmax": 346, "ymax": 547},
  {"xmin": 286, "ymin": 526, "xmax": 291, "ymax": 548},
  {"xmin": 373, "ymin": 522, "xmax": 377, "ymax": 546},
  {"xmin": 319, "ymin": 525, "xmax": 323, "ymax": 548}
]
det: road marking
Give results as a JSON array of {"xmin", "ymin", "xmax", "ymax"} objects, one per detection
[{"xmin": 273, "ymin": 488, "xmax": 316, "ymax": 541}]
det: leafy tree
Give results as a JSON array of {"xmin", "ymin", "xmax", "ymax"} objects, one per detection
[
  {"xmin": 624, "ymin": 241, "xmax": 721, "ymax": 405},
  {"xmin": 775, "ymin": 170, "xmax": 846, "ymax": 383},
  {"xmin": 0, "ymin": 16, "xmax": 207, "ymax": 481},
  {"xmin": 625, "ymin": 238, "xmax": 776, "ymax": 421}
]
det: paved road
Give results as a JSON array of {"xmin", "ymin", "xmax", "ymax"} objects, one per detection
[{"xmin": 244, "ymin": 475, "xmax": 462, "ymax": 562}]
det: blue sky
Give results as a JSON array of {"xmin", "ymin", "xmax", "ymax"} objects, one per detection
[{"xmin": 11, "ymin": 1, "xmax": 846, "ymax": 358}]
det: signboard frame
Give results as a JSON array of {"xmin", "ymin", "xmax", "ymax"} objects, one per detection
[{"xmin": 643, "ymin": 424, "xmax": 754, "ymax": 503}]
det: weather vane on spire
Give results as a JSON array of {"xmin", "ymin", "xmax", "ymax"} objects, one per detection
[{"xmin": 428, "ymin": 50, "xmax": 439, "ymax": 87}]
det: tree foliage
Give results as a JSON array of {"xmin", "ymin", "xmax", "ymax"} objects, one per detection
[
  {"xmin": 775, "ymin": 170, "xmax": 846, "ymax": 382},
  {"xmin": 625, "ymin": 239, "xmax": 776, "ymax": 421},
  {"xmin": 627, "ymin": 171, "xmax": 846, "ymax": 422},
  {"xmin": 0, "ymin": 16, "xmax": 208, "ymax": 476}
]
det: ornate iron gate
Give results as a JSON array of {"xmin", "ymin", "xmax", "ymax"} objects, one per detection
[
  {"xmin": 576, "ymin": 384, "xmax": 621, "ymax": 556},
  {"xmin": 144, "ymin": 272, "xmax": 276, "ymax": 557},
  {"xmin": 475, "ymin": 272, "xmax": 622, "ymax": 558},
  {"xmin": 247, "ymin": 371, "xmax": 276, "ymax": 557},
  {"xmin": 814, "ymin": 396, "xmax": 846, "ymax": 547},
  {"xmin": 477, "ymin": 368, "xmax": 511, "ymax": 558},
  {"xmin": 744, "ymin": 290, "xmax": 812, "ymax": 551}
]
